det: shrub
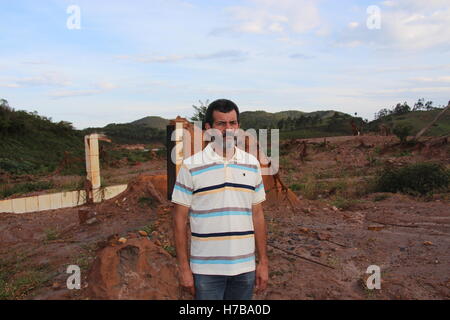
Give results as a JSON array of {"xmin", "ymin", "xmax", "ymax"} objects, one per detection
[
  {"xmin": 393, "ymin": 123, "xmax": 413, "ymax": 144},
  {"xmin": 375, "ymin": 162, "xmax": 449, "ymax": 196}
]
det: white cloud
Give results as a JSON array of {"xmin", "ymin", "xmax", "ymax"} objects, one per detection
[
  {"xmin": 49, "ymin": 89, "xmax": 102, "ymax": 99},
  {"xmin": 337, "ymin": 0, "xmax": 450, "ymax": 50},
  {"xmin": 410, "ymin": 76, "xmax": 450, "ymax": 83},
  {"xmin": 49, "ymin": 81, "xmax": 118, "ymax": 99},
  {"xmin": 96, "ymin": 81, "xmax": 119, "ymax": 90},
  {"xmin": 227, "ymin": 0, "xmax": 321, "ymax": 35},
  {"xmin": 348, "ymin": 22, "xmax": 359, "ymax": 29},
  {"xmin": 0, "ymin": 72, "xmax": 71, "ymax": 88},
  {"xmin": 116, "ymin": 50, "xmax": 247, "ymax": 63}
]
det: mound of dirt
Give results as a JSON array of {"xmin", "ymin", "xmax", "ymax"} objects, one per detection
[
  {"xmin": 87, "ymin": 238, "xmax": 179, "ymax": 300},
  {"xmin": 107, "ymin": 174, "xmax": 168, "ymax": 207}
]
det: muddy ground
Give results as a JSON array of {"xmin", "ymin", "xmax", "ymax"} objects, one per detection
[{"xmin": 0, "ymin": 135, "xmax": 449, "ymax": 300}]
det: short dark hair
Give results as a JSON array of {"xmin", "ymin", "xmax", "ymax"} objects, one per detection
[{"xmin": 205, "ymin": 99, "xmax": 240, "ymax": 128}]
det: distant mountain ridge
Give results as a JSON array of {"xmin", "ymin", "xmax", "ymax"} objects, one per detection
[
  {"xmin": 124, "ymin": 109, "xmax": 349, "ymax": 129},
  {"xmin": 129, "ymin": 116, "xmax": 169, "ymax": 130}
]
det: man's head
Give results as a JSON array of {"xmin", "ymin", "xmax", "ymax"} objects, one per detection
[
  {"xmin": 204, "ymin": 99, "xmax": 240, "ymax": 133},
  {"xmin": 204, "ymin": 99, "xmax": 240, "ymax": 152}
]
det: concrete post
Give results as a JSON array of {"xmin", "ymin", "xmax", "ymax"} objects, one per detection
[{"xmin": 84, "ymin": 133, "xmax": 104, "ymax": 203}]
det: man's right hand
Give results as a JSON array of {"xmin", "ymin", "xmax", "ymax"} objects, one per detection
[{"xmin": 179, "ymin": 267, "xmax": 195, "ymax": 296}]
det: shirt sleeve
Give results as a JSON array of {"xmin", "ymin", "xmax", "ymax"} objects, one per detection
[
  {"xmin": 253, "ymin": 162, "xmax": 266, "ymax": 205},
  {"xmin": 171, "ymin": 164, "xmax": 194, "ymax": 207}
]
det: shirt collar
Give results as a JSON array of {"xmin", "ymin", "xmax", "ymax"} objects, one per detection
[{"xmin": 204, "ymin": 143, "xmax": 243, "ymax": 163}]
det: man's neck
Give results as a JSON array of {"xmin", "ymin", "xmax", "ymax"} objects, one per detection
[{"xmin": 211, "ymin": 143, "xmax": 235, "ymax": 161}]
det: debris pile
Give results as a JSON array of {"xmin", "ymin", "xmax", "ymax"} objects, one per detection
[{"xmin": 87, "ymin": 237, "xmax": 179, "ymax": 300}]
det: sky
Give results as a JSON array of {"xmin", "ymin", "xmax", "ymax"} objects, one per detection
[{"xmin": 1, "ymin": 0, "xmax": 450, "ymax": 129}]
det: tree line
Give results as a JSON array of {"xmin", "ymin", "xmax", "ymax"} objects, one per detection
[{"xmin": 374, "ymin": 98, "xmax": 442, "ymax": 120}]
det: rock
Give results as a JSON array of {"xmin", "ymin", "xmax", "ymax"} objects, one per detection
[
  {"xmin": 155, "ymin": 240, "xmax": 162, "ymax": 246},
  {"xmin": 311, "ymin": 250, "xmax": 322, "ymax": 257},
  {"xmin": 127, "ymin": 233, "xmax": 138, "ymax": 239},
  {"xmin": 316, "ymin": 233, "xmax": 330, "ymax": 241},
  {"xmin": 151, "ymin": 231, "xmax": 160, "ymax": 239},
  {"xmin": 332, "ymin": 206, "xmax": 339, "ymax": 211},
  {"xmin": 118, "ymin": 237, "xmax": 127, "ymax": 244},
  {"xmin": 107, "ymin": 234, "xmax": 120, "ymax": 246},
  {"xmin": 138, "ymin": 230, "xmax": 148, "ymax": 237},
  {"xmin": 79, "ymin": 209, "xmax": 97, "ymax": 225},
  {"xmin": 86, "ymin": 217, "xmax": 98, "ymax": 225},
  {"xmin": 87, "ymin": 238, "xmax": 179, "ymax": 299},
  {"xmin": 423, "ymin": 241, "xmax": 433, "ymax": 246},
  {"xmin": 368, "ymin": 225, "xmax": 384, "ymax": 231},
  {"xmin": 52, "ymin": 282, "xmax": 60, "ymax": 290}
]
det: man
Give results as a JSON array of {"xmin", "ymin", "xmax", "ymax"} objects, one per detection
[{"xmin": 172, "ymin": 99, "xmax": 269, "ymax": 300}]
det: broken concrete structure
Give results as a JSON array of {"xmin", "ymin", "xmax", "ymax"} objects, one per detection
[{"xmin": 84, "ymin": 133, "xmax": 111, "ymax": 203}]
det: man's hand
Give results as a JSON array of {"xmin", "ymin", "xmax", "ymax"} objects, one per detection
[
  {"xmin": 252, "ymin": 203, "xmax": 269, "ymax": 294},
  {"xmin": 255, "ymin": 261, "xmax": 269, "ymax": 294},
  {"xmin": 179, "ymin": 266, "xmax": 195, "ymax": 296},
  {"xmin": 173, "ymin": 203, "xmax": 195, "ymax": 296}
]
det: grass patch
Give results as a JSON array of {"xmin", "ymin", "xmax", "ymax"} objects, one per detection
[
  {"xmin": 330, "ymin": 196, "xmax": 358, "ymax": 210},
  {"xmin": 373, "ymin": 193, "xmax": 390, "ymax": 202},
  {"xmin": 0, "ymin": 254, "xmax": 55, "ymax": 300},
  {"xmin": 0, "ymin": 181, "xmax": 54, "ymax": 199},
  {"xmin": 163, "ymin": 245, "xmax": 176, "ymax": 257},
  {"xmin": 141, "ymin": 223, "xmax": 156, "ymax": 235},
  {"xmin": 138, "ymin": 197, "xmax": 155, "ymax": 208},
  {"xmin": 393, "ymin": 150, "xmax": 412, "ymax": 157},
  {"xmin": 43, "ymin": 228, "xmax": 60, "ymax": 242},
  {"xmin": 375, "ymin": 162, "xmax": 449, "ymax": 196},
  {"xmin": 299, "ymin": 176, "xmax": 327, "ymax": 200}
]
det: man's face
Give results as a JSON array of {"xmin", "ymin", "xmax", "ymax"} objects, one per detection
[{"xmin": 205, "ymin": 110, "xmax": 239, "ymax": 149}]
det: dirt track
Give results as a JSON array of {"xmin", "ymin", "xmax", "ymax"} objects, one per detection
[{"xmin": 0, "ymin": 135, "xmax": 449, "ymax": 300}]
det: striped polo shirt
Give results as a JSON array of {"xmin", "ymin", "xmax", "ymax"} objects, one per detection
[{"xmin": 171, "ymin": 142, "xmax": 266, "ymax": 276}]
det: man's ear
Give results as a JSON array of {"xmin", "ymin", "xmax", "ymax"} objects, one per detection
[{"xmin": 205, "ymin": 123, "xmax": 211, "ymax": 130}]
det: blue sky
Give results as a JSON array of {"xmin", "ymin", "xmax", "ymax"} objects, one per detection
[{"xmin": 1, "ymin": 0, "xmax": 449, "ymax": 129}]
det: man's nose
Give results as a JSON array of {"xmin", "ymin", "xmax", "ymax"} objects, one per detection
[{"xmin": 224, "ymin": 128, "xmax": 234, "ymax": 136}]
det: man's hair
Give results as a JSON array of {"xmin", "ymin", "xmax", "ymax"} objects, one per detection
[{"xmin": 205, "ymin": 99, "xmax": 240, "ymax": 128}]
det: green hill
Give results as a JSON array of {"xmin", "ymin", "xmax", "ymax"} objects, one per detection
[
  {"xmin": 82, "ymin": 116, "xmax": 168, "ymax": 145},
  {"xmin": 239, "ymin": 109, "xmax": 349, "ymax": 130},
  {"xmin": 130, "ymin": 116, "xmax": 169, "ymax": 130},
  {"xmin": 366, "ymin": 109, "xmax": 450, "ymax": 137},
  {"xmin": 0, "ymin": 100, "xmax": 84, "ymax": 175}
]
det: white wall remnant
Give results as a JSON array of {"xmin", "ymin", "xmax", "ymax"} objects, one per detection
[
  {"xmin": 0, "ymin": 185, "xmax": 127, "ymax": 214},
  {"xmin": 84, "ymin": 133, "xmax": 111, "ymax": 203}
]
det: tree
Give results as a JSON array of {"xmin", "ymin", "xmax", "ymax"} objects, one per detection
[
  {"xmin": 0, "ymin": 98, "xmax": 9, "ymax": 108},
  {"xmin": 393, "ymin": 123, "xmax": 413, "ymax": 144},
  {"xmin": 393, "ymin": 102, "xmax": 410, "ymax": 115},
  {"xmin": 190, "ymin": 99, "xmax": 209, "ymax": 123},
  {"xmin": 413, "ymin": 98, "xmax": 425, "ymax": 111}
]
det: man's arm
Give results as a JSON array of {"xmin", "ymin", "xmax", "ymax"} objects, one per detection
[
  {"xmin": 252, "ymin": 202, "xmax": 269, "ymax": 293},
  {"xmin": 173, "ymin": 203, "xmax": 195, "ymax": 296}
]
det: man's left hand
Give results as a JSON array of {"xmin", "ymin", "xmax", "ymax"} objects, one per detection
[{"xmin": 255, "ymin": 261, "xmax": 269, "ymax": 294}]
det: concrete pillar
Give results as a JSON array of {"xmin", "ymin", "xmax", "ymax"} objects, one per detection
[{"xmin": 85, "ymin": 134, "xmax": 102, "ymax": 203}]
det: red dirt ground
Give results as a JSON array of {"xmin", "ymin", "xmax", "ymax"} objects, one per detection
[{"xmin": 0, "ymin": 135, "xmax": 449, "ymax": 300}]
